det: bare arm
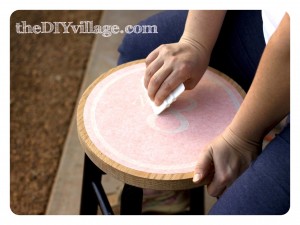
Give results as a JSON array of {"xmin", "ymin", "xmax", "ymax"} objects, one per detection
[
  {"xmin": 144, "ymin": 10, "xmax": 226, "ymax": 105},
  {"xmin": 193, "ymin": 13, "xmax": 290, "ymax": 197},
  {"xmin": 230, "ymin": 13, "xmax": 290, "ymax": 142},
  {"xmin": 180, "ymin": 10, "xmax": 226, "ymax": 57}
]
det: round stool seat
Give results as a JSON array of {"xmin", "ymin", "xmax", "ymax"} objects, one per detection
[{"xmin": 77, "ymin": 60, "xmax": 245, "ymax": 190}]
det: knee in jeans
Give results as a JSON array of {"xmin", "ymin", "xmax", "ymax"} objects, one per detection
[{"xmin": 117, "ymin": 32, "xmax": 148, "ymax": 64}]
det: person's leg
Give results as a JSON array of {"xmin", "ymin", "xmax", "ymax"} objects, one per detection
[
  {"xmin": 210, "ymin": 10, "xmax": 266, "ymax": 91},
  {"xmin": 209, "ymin": 122, "xmax": 290, "ymax": 215},
  {"xmin": 117, "ymin": 10, "xmax": 188, "ymax": 65}
]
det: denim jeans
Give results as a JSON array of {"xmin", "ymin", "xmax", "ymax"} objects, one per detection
[{"xmin": 117, "ymin": 10, "xmax": 290, "ymax": 215}]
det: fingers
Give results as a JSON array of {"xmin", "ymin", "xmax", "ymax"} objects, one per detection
[
  {"xmin": 144, "ymin": 44, "xmax": 192, "ymax": 105},
  {"xmin": 206, "ymin": 173, "xmax": 230, "ymax": 197},
  {"xmin": 195, "ymin": 151, "xmax": 229, "ymax": 197},
  {"xmin": 145, "ymin": 47, "xmax": 159, "ymax": 67},
  {"xmin": 193, "ymin": 125, "xmax": 260, "ymax": 198},
  {"xmin": 145, "ymin": 45, "xmax": 177, "ymax": 105},
  {"xmin": 150, "ymin": 70, "xmax": 186, "ymax": 106},
  {"xmin": 145, "ymin": 55, "xmax": 183, "ymax": 105},
  {"xmin": 144, "ymin": 48, "xmax": 161, "ymax": 89},
  {"xmin": 193, "ymin": 135, "xmax": 241, "ymax": 197},
  {"xmin": 204, "ymin": 139, "xmax": 232, "ymax": 197},
  {"xmin": 147, "ymin": 65, "xmax": 173, "ymax": 104},
  {"xmin": 145, "ymin": 59, "xmax": 191, "ymax": 105},
  {"xmin": 144, "ymin": 42, "xmax": 204, "ymax": 105},
  {"xmin": 193, "ymin": 145, "xmax": 214, "ymax": 184}
]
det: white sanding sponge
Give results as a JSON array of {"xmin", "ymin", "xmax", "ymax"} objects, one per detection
[{"xmin": 149, "ymin": 83, "xmax": 185, "ymax": 115}]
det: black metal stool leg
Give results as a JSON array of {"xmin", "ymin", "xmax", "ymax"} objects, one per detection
[
  {"xmin": 120, "ymin": 184, "xmax": 143, "ymax": 215},
  {"xmin": 91, "ymin": 180, "xmax": 114, "ymax": 215},
  {"xmin": 80, "ymin": 154, "xmax": 102, "ymax": 214},
  {"xmin": 189, "ymin": 186, "xmax": 205, "ymax": 215},
  {"xmin": 80, "ymin": 154, "xmax": 114, "ymax": 215}
]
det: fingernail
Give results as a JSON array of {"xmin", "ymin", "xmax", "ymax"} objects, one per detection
[{"xmin": 193, "ymin": 173, "xmax": 202, "ymax": 183}]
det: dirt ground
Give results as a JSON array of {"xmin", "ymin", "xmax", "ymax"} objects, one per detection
[{"xmin": 10, "ymin": 10, "xmax": 102, "ymax": 215}]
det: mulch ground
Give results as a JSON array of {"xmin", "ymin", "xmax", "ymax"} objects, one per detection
[{"xmin": 10, "ymin": 10, "xmax": 101, "ymax": 215}]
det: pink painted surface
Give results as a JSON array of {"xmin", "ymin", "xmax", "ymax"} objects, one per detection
[{"xmin": 84, "ymin": 63, "xmax": 243, "ymax": 174}]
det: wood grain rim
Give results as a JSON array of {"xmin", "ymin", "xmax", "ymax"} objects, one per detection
[{"xmin": 76, "ymin": 59, "xmax": 245, "ymax": 190}]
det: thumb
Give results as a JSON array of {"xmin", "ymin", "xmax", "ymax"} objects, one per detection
[{"xmin": 193, "ymin": 145, "xmax": 214, "ymax": 184}]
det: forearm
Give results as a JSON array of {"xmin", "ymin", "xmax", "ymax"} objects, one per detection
[
  {"xmin": 180, "ymin": 10, "xmax": 226, "ymax": 56},
  {"xmin": 144, "ymin": 10, "xmax": 226, "ymax": 105},
  {"xmin": 230, "ymin": 13, "xmax": 290, "ymax": 142}
]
